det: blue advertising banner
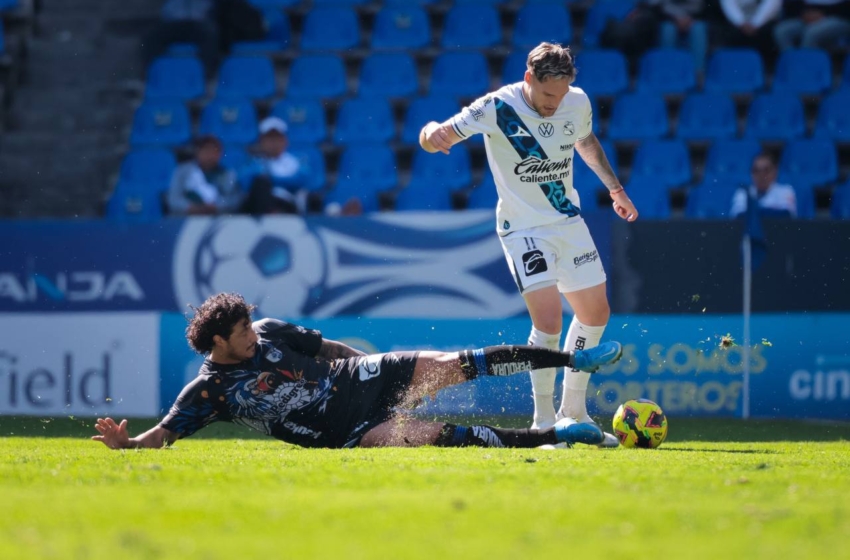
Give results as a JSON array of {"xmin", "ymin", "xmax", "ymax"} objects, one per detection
[{"xmin": 159, "ymin": 313, "xmax": 850, "ymax": 421}]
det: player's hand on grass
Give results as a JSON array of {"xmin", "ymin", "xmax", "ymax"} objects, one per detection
[
  {"xmin": 611, "ymin": 189, "xmax": 638, "ymax": 222},
  {"xmin": 92, "ymin": 417, "xmax": 131, "ymax": 449}
]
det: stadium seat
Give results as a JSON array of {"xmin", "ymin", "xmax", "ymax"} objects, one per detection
[
  {"xmin": 704, "ymin": 48, "xmax": 764, "ymax": 94},
  {"xmin": 199, "ymin": 98, "xmax": 259, "ymax": 145},
  {"xmin": 830, "ymin": 182, "xmax": 850, "ymax": 219},
  {"xmin": 574, "ymin": 50, "xmax": 628, "ymax": 96},
  {"xmin": 607, "ymin": 93, "xmax": 669, "ymax": 141},
  {"xmin": 129, "ymin": 100, "xmax": 191, "ymax": 147},
  {"xmin": 399, "ymin": 144, "xmax": 473, "ymax": 210},
  {"xmin": 145, "ymin": 56, "xmax": 205, "ymax": 100},
  {"xmin": 574, "ymin": 139, "xmax": 618, "ymax": 192},
  {"xmin": 216, "ymin": 56, "xmax": 276, "ymax": 100},
  {"xmin": 512, "ymin": 3, "xmax": 573, "ymax": 50},
  {"xmin": 745, "ymin": 92, "xmax": 805, "ymax": 141},
  {"xmin": 814, "ymin": 89, "xmax": 850, "ymax": 143},
  {"xmin": 358, "ymin": 52, "xmax": 419, "ymax": 98},
  {"xmin": 246, "ymin": 0, "xmax": 299, "ymax": 7},
  {"xmin": 312, "ymin": 0, "xmax": 368, "ymax": 5},
  {"xmin": 289, "ymin": 145, "xmax": 326, "ymax": 191},
  {"xmin": 271, "ymin": 99, "xmax": 327, "ymax": 145},
  {"xmin": 401, "ymin": 96, "xmax": 459, "ymax": 144},
  {"xmin": 685, "ymin": 176, "xmax": 741, "ymax": 219},
  {"xmin": 0, "ymin": 0, "xmax": 17, "ymax": 12},
  {"xmin": 105, "ymin": 181, "xmax": 164, "ymax": 222},
  {"xmin": 676, "ymin": 92, "xmax": 737, "ymax": 140},
  {"xmin": 329, "ymin": 145, "xmax": 398, "ymax": 213},
  {"xmin": 300, "ymin": 7, "xmax": 360, "ymax": 51},
  {"xmin": 791, "ymin": 182, "xmax": 816, "ymax": 219},
  {"xmin": 286, "ymin": 55, "xmax": 347, "ymax": 99},
  {"xmin": 221, "ymin": 144, "xmax": 249, "ymax": 172},
  {"xmin": 0, "ymin": 20, "xmax": 5, "ymax": 55},
  {"xmin": 334, "ymin": 98, "xmax": 396, "ymax": 145},
  {"xmin": 384, "ymin": 0, "xmax": 436, "ymax": 4},
  {"xmin": 582, "ymin": 0, "xmax": 638, "ymax": 49},
  {"xmin": 371, "ymin": 6, "xmax": 431, "ymax": 50},
  {"xmin": 844, "ymin": 57, "xmax": 850, "ymax": 86},
  {"xmin": 630, "ymin": 139, "xmax": 692, "ymax": 187},
  {"xmin": 636, "ymin": 48, "xmax": 696, "ymax": 95},
  {"xmin": 623, "ymin": 178, "xmax": 671, "ymax": 219},
  {"xmin": 232, "ymin": 9, "xmax": 292, "ymax": 53},
  {"xmin": 703, "ymin": 139, "xmax": 762, "ymax": 185},
  {"xmin": 466, "ymin": 169, "xmax": 499, "ymax": 209},
  {"xmin": 779, "ymin": 138, "xmax": 838, "ymax": 187},
  {"xmin": 773, "ymin": 48, "xmax": 832, "ymax": 95},
  {"xmin": 501, "ymin": 51, "xmax": 528, "ymax": 85},
  {"xmin": 441, "ymin": 5, "xmax": 501, "ymax": 50},
  {"xmin": 430, "ymin": 52, "xmax": 490, "ymax": 98},
  {"xmin": 118, "ymin": 149, "xmax": 177, "ymax": 190}
]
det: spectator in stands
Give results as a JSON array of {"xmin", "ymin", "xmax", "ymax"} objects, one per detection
[
  {"xmin": 600, "ymin": 2, "xmax": 662, "ymax": 64},
  {"xmin": 650, "ymin": 0, "xmax": 710, "ymax": 73},
  {"xmin": 715, "ymin": 0, "xmax": 782, "ymax": 59},
  {"xmin": 730, "ymin": 152, "xmax": 797, "ymax": 218},
  {"xmin": 774, "ymin": 0, "xmax": 850, "ymax": 49},
  {"xmin": 166, "ymin": 135, "xmax": 243, "ymax": 216}
]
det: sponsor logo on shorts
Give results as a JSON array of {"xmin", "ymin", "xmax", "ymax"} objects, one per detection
[
  {"xmin": 358, "ymin": 355, "xmax": 383, "ymax": 381},
  {"xmin": 522, "ymin": 250, "xmax": 548, "ymax": 276},
  {"xmin": 573, "ymin": 250, "xmax": 599, "ymax": 268},
  {"xmin": 283, "ymin": 420, "xmax": 321, "ymax": 439}
]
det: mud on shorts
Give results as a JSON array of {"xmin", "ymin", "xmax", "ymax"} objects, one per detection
[{"xmin": 500, "ymin": 218, "xmax": 607, "ymax": 295}]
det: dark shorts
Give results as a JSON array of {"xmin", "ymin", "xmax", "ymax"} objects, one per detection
[{"xmin": 322, "ymin": 351, "xmax": 420, "ymax": 448}]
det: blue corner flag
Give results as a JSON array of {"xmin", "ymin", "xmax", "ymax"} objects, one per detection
[{"xmin": 744, "ymin": 189, "xmax": 767, "ymax": 270}]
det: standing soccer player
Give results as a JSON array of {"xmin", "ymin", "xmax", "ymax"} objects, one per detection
[{"xmin": 418, "ymin": 42, "xmax": 638, "ymax": 446}]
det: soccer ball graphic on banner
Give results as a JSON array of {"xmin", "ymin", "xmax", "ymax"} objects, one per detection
[{"xmin": 612, "ymin": 399, "xmax": 669, "ymax": 449}]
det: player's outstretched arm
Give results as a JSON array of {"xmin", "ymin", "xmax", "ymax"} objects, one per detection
[
  {"xmin": 419, "ymin": 120, "xmax": 462, "ymax": 155},
  {"xmin": 316, "ymin": 338, "xmax": 367, "ymax": 359},
  {"xmin": 92, "ymin": 418, "xmax": 178, "ymax": 450},
  {"xmin": 576, "ymin": 133, "xmax": 638, "ymax": 222}
]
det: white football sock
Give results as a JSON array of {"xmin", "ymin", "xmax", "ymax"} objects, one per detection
[
  {"xmin": 528, "ymin": 327, "xmax": 561, "ymax": 429},
  {"xmin": 559, "ymin": 317, "xmax": 606, "ymax": 422}
]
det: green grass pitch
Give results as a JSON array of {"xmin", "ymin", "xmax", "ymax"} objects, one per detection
[{"xmin": 1, "ymin": 416, "xmax": 848, "ymax": 559}]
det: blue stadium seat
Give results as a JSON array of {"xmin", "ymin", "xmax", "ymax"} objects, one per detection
[
  {"xmin": 703, "ymin": 139, "xmax": 762, "ymax": 185},
  {"xmin": 623, "ymin": 178, "xmax": 671, "ymax": 219},
  {"xmin": 216, "ymin": 56, "xmax": 276, "ymax": 99},
  {"xmin": 271, "ymin": 99, "xmax": 327, "ymax": 145},
  {"xmin": 145, "ymin": 56, "xmax": 205, "ymax": 100},
  {"xmin": 199, "ymin": 98, "xmax": 259, "ymax": 145},
  {"xmin": 454, "ymin": 0, "xmax": 505, "ymax": 4},
  {"xmin": 831, "ymin": 183, "xmax": 850, "ymax": 219},
  {"xmin": 441, "ymin": 5, "xmax": 501, "ymax": 50},
  {"xmin": 399, "ymin": 144, "xmax": 472, "ymax": 210},
  {"xmin": 106, "ymin": 181, "xmax": 164, "ymax": 222},
  {"xmin": 334, "ymin": 98, "xmax": 396, "ymax": 145},
  {"xmin": 466, "ymin": 169, "xmax": 499, "ymax": 209},
  {"xmin": 221, "ymin": 144, "xmax": 249, "ymax": 172},
  {"xmin": 844, "ymin": 57, "xmax": 850, "ymax": 86},
  {"xmin": 129, "ymin": 100, "xmax": 191, "ymax": 147},
  {"xmin": 430, "ymin": 52, "xmax": 490, "ymax": 98},
  {"xmin": 501, "ymin": 51, "xmax": 528, "ymax": 85},
  {"xmin": 300, "ymin": 7, "xmax": 360, "ymax": 51},
  {"xmin": 582, "ymin": 0, "xmax": 637, "ymax": 49},
  {"xmin": 289, "ymin": 145, "xmax": 326, "ymax": 191},
  {"xmin": 0, "ymin": 20, "xmax": 5, "ymax": 54},
  {"xmin": 685, "ymin": 176, "xmax": 741, "ymax": 219},
  {"xmin": 630, "ymin": 139, "xmax": 692, "ymax": 187},
  {"xmin": 247, "ymin": 0, "xmax": 299, "ymax": 7},
  {"xmin": 371, "ymin": 6, "xmax": 431, "ymax": 50},
  {"xmin": 793, "ymin": 182, "xmax": 816, "ymax": 219},
  {"xmin": 512, "ymin": 3, "xmax": 572, "ymax": 50},
  {"xmin": 329, "ymin": 145, "xmax": 398, "ymax": 213},
  {"xmin": 814, "ymin": 89, "xmax": 850, "ymax": 143},
  {"xmin": 358, "ymin": 53, "xmax": 419, "ymax": 98},
  {"xmin": 118, "ymin": 149, "xmax": 176, "ymax": 190},
  {"xmin": 231, "ymin": 10, "xmax": 291, "ymax": 53},
  {"xmin": 574, "ymin": 50, "xmax": 628, "ymax": 96},
  {"xmin": 312, "ymin": 0, "xmax": 368, "ymax": 5},
  {"xmin": 704, "ymin": 48, "xmax": 764, "ymax": 94},
  {"xmin": 676, "ymin": 92, "xmax": 737, "ymax": 140},
  {"xmin": 607, "ymin": 93, "xmax": 669, "ymax": 141},
  {"xmin": 745, "ymin": 92, "xmax": 805, "ymax": 141},
  {"xmin": 0, "ymin": 0, "xmax": 17, "ymax": 12},
  {"xmin": 574, "ymin": 139, "xmax": 618, "ymax": 192},
  {"xmin": 286, "ymin": 55, "xmax": 347, "ymax": 99},
  {"xmin": 401, "ymin": 96, "xmax": 459, "ymax": 144},
  {"xmin": 773, "ymin": 48, "xmax": 832, "ymax": 94},
  {"xmin": 636, "ymin": 48, "xmax": 696, "ymax": 95},
  {"xmin": 779, "ymin": 138, "xmax": 838, "ymax": 187},
  {"xmin": 384, "ymin": 0, "xmax": 436, "ymax": 4}
]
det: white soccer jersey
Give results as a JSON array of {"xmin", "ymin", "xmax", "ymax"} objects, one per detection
[{"xmin": 449, "ymin": 82, "xmax": 593, "ymax": 236}]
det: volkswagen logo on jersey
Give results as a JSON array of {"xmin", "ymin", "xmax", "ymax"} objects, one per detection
[
  {"xmin": 538, "ymin": 122, "xmax": 555, "ymax": 137},
  {"xmin": 521, "ymin": 250, "xmax": 548, "ymax": 276},
  {"xmin": 563, "ymin": 121, "xmax": 575, "ymax": 136}
]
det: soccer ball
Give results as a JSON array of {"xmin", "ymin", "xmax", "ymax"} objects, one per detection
[{"xmin": 612, "ymin": 399, "xmax": 668, "ymax": 449}]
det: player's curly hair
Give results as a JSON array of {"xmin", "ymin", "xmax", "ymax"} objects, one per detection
[
  {"xmin": 526, "ymin": 42, "xmax": 577, "ymax": 84},
  {"xmin": 185, "ymin": 293, "xmax": 257, "ymax": 354}
]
